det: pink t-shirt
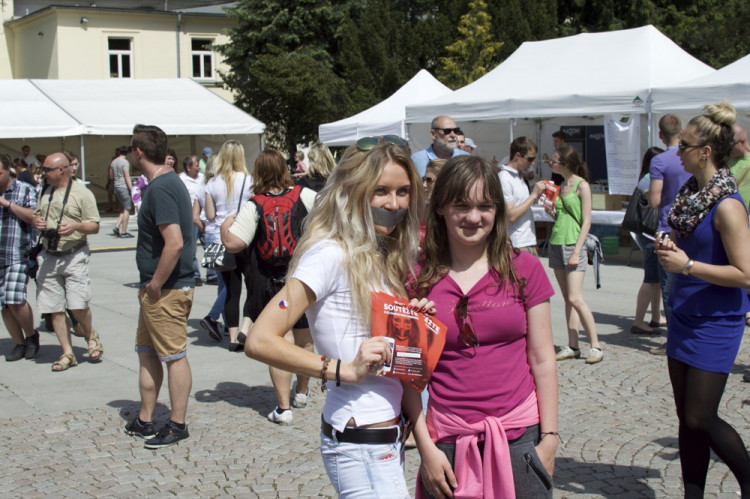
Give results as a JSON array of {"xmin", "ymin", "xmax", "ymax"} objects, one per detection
[{"xmin": 425, "ymin": 251, "xmax": 554, "ymax": 441}]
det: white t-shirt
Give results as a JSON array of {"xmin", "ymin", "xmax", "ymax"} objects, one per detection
[
  {"xmin": 228, "ymin": 187, "xmax": 317, "ymax": 244},
  {"xmin": 292, "ymin": 239, "xmax": 402, "ymax": 432},
  {"xmin": 179, "ymin": 171, "xmax": 205, "ymax": 203},
  {"xmin": 205, "ymin": 173, "xmax": 253, "ymax": 240},
  {"xmin": 194, "ymin": 182, "xmax": 211, "ymax": 233},
  {"xmin": 499, "ymin": 164, "xmax": 537, "ymax": 248}
]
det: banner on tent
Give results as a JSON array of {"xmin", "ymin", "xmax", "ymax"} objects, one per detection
[{"xmin": 604, "ymin": 116, "xmax": 640, "ymax": 195}]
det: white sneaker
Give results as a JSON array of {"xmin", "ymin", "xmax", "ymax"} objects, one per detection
[
  {"xmin": 585, "ymin": 347, "xmax": 604, "ymax": 364},
  {"xmin": 267, "ymin": 407, "xmax": 293, "ymax": 425},
  {"xmin": 291, "ymin": 384, "xmax": 310, "ymax": 408},
  {"xmin": 555, "ymin": 345, "xmax": 581, "ymax": 361}
]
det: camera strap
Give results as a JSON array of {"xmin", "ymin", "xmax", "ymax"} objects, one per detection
[{"xmin": 53, "ymin": 179, "xmax": 73, "ymax": 229}]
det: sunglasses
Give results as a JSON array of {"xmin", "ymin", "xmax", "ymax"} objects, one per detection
[
  {"xmin": 678, "ymin": 141, "xmax": 705, "ymax": 152},
  {"xmin": 525, "ymin": 156, "xmax": 536, "ymax": 162},
  {"xmin": 356, "ymin": 135, "xmax": 407, "ymax": 151},
  {"xmin": 41, "ymin": 165, "xmax": 66, "ymax": 173},
  {"xmin": 432, "ymin": 127, "xmax": 462, "ymax": 136},
  {"xmin": 422, "ymin": 176, "xmax": 435, "ymax": 185},
  {"xmin": 454, "ymin": 295, "xmax": 479, "ymax": 347}
]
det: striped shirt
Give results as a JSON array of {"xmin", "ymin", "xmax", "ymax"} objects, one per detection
[{"xmin": 0, "ymin": 179, "xmax": 37, "ymax": 266}]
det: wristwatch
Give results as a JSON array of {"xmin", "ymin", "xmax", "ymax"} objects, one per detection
[{"xmin": 681, "ymin": 259, "xmax": 694, "ymax": 275}]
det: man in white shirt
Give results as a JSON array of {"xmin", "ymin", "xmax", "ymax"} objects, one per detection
[
  {"xmin": 21, "ymin": 145, "xmax": 40, "ymax": 169},
  {"xmin": 179, "ymin": 155, "xmax": 206, "ymax": 286},
  {"xmin": 499, "ymin": 137, "xmax": 544, "ymax": 255}
]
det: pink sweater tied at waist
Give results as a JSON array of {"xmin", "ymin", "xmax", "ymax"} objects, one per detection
[{"xmin": 416, "ymin": 390, "xmax": 540, "ymax": 499}]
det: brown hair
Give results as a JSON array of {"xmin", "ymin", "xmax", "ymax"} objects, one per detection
[
  {"xmin": 556, "ymin": 145, "xmax": 589, "ymax": 181},
  {"xmin": 252, "ymin": 149, "xmax": 294, "ymax": 194}
]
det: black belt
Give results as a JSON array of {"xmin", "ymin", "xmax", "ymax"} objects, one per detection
[
  {"xmin": 321, "ymin": 417, "xmax": 400, "ymax": 444},
  {"xmin": 45, "ymin": 241, "xmax": 86, "ymax": 257}
]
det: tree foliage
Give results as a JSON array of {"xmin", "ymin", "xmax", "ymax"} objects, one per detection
[
  {"xmin": 218, "ymin": 0, "xmax": 749, "ymax": 150},
  {"xmin": 438, "ymin": 0, "xmax": 503, "ymax": 89}
]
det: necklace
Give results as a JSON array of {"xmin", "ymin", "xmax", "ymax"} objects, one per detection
[{"xmin": 153, "ymin": 166, "xmax": 170, "ymax": 179}]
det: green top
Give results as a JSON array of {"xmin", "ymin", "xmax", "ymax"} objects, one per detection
[
  {"xmin": 730, "ymin": 155, "xmax": 750, "ymax": 210},
  {"xmin": 550, "ymin": 178, "xmax": 583, "ymax": 245}
]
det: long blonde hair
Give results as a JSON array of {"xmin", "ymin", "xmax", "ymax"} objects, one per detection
[
  {"xmin": 212, "ymin": 140, "xmax": 248, "ymax": 197},
  {"xmin": 307, "ymin": 143, "xmax": 335, "ymax": 179},
  {"xmin": 288, "ymin": 140, "xmax": 422, "ymax": 326}
]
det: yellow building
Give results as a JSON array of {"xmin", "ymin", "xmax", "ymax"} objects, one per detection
[{"xmin": 0, "ymin": 0, "xmax": 237, "ymax": 102}]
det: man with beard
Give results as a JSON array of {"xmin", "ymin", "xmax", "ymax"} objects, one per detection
[{"xmin": 411, "ymin": 115, "xmax": 468, "ymax": 177}]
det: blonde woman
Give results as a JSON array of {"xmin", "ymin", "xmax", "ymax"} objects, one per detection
[
  {"xmin": 205, "ymin": 140, "xmax": 253, "ymax": 350},
  {"xmin": 245, "ymin": 136, "xmax": 426, "ymax": 497},
  {"xmin": 296, "ymin": 143, "xmax": 335, "ymax": 192}
]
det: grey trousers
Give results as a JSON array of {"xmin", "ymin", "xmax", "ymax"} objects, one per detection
[{"xmin": 422, "ymin": 424, "xmax": 553, "ymax": 498}]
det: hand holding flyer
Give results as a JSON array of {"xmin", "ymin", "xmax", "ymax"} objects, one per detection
[
  {"xmin": 371, "ymin": 292, "xmax": 447, "ymax": 392},
  {"xmin": 537, "ymin": 180, "xmax": 561, "ymax": 210}
]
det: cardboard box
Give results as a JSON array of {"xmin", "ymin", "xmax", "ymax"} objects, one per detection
[{"xmin": 592, "ymin": 193, "xmax": 625, "ymax": 211}]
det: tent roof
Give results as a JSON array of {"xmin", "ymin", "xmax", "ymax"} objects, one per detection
[
  {"xmin": 406, "ymin": 25, "xmax": 714, "ymax": 123},
  {"xmin": 319, "ymin": 70, "xmax": 451, "ymax": 146},
  {"xmin": 651, "ymin": 53, "xmax": 750, "ymax": 112},
  {"xmin": 0, "ymin": 80, "xmax": 84, "ymax": 138},
  {"xmin": 30, "ymin": 78, "xmax": 265, "ymax": 136}
]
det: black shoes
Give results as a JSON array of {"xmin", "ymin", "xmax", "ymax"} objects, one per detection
[
  {"xmin": 5, "ymin": 344, "xmax": 25, "ymax": 362},
  {"xmin": 144, "ymin": 421, "xmax": 189, "ymax": 449},
  {"xmin": 125, "ymin": 417, "xmax": 156, "ymax": 439},
  {"xmin": 24, "ymin": 330, "xmax": 40, "ymax": 360},
  {"xmin": 200, "ymin": 316, "xmax": 222, "ymax": 342},
  {"xmin": 194, "ymin": 278, "xmax": 203, "ymax": 287}
]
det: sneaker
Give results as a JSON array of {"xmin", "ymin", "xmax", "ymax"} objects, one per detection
[
  {"xmin": 5, "ymin": 344, "xmax": 25, "ymax": 362},
  {"xmin": 291, "ymin": 385, "xmax": 310, "ymax": 408},
  {"xmin": 119, "ymin": 232, "xmax": 134, "ymax": 239},
  {"xmin": 267, "ymin": 407, "xmax": 293, "ymax": 425},
  {"xmin": 555, "ymin": 345, "xmax": 581, "ymax": 361},
  {"xmin": 143, "ymin": 421, "xmax": 189, "ymax": 449},
  {"xmin": 112, "ymin": 227, "xmax": 120, "ymax": 236},
  {"xmin": 585, "ymin": 347, "xmax": 604, "ymax": 364},
  {"xmin": 125, "ymin": 418, "xmax": 156, "ymax": 439},
  {"xmin": 200, "ymin": 316, "xmax": 222, "ymax": 342},
  {"xmin": 649, "ymin": 345, "xmax": 667, "ymax": 356},
  {"xmin": 24, "ymin": 330, "xmax": 40, "ymax": 360},
  {"xmin": 195, "ymin": 278, "xmax": 203, "ymax": 287}
]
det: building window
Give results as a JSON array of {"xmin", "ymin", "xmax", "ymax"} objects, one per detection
[
  {"xmin": 191, "ymin": 39, "xmax": 213, "ymax": 80},
  {"xmin": 108, "ymin": 38, "xmax": 132, "ymax": 78}
]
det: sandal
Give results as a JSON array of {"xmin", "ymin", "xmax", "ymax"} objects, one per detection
[
  {"xmin": 51, "ymin": 353, "xmax": 78, "ymax": 372},
  {"xmin": 87, "ymin": 329, "xmax": 104, "ymax": 362}
]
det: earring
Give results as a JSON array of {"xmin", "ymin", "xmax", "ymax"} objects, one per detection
[{"xmin": 699, "ymin": 157, "xmax": 707, "ymax": 169}]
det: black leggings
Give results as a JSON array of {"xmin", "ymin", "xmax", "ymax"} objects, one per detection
[
  {"xmin": 667, "ymin": 357, "xmax": 750, "ymax": 497},
  {"xmin": 221, "ymin": 250, "xmax": 254, "ymax": 328}
]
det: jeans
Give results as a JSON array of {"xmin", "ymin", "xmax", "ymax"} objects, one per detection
[
  {"xmin": 204, "ymin": 233, "xmax": 226, "ymax": 324},
  {"xmin": 657, "ymin": 260, "xmax": 675, "ymax": 322},
  {"xmin": 192, "ymin": 226, "xmax": 201, "ymax": 280},
  {"xmin": 320, "ymin": 432, "xmax": 409, "ymax": 498}
]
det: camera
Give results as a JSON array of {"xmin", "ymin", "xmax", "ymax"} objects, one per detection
[{"xmin": 41, "ymin": 228, "xmax": 61, "ymax": 252}]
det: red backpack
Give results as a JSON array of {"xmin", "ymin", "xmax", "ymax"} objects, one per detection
[{"xmin": 252, "ymin": 185, "xmax": 307, "ymax": 268}]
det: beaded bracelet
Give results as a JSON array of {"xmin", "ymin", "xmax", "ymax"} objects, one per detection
[{"xmin": 320, "ymin": 355, "xmax": 331, "ymax": 392}]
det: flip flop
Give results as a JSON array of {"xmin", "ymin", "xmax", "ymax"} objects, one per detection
[{"xmin": 631, "ymin": 325, "xmax": 659, "ymax": 335}]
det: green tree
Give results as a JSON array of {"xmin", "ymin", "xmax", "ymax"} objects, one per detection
[
  {"xmin": 438, "ymin": 0, "xmax": 503, "ymax": 89},
  {"xmin": 217, "ymin": 0, "xmax": 349, "ymax": 157}
]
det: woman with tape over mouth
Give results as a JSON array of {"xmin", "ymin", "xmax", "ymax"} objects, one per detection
[{"xmin": 243, "ymin": 135, "xmax": 432, "ymax": 497}]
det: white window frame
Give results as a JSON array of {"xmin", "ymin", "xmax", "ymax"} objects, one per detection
[
  {"xmin": 108, "ymin": 37, "xmax": 133, "ymax": 79},
  {"xmin": 191, "ymin": 38, "xmax": 214, "ymax": 81}
]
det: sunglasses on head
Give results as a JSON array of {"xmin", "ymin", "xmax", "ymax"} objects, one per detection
[
  {"xmin": 454, "ymin": 295, "xmax": 479, "ymax": 347},
  {"xmin": 356, "ymin": 135, "xmax": 407, "ymax": 151},
  {"xmin": 433, "ymin": 127, "xmax": 462, "ymax": 136}
]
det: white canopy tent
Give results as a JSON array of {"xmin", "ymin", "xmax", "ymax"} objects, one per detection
[
  {"xmin": 318, "ymin": 70, "xmax": 452, "ymax": 146},
  {"xmin": 0, "ymin": 79, "xmax": 265, "ymax": 201},
  {"xmin": 404, "ymin": 25, "xmax": 715, "ymax": 180},
  {"xmin": 651, "ymin": 53, "xmax": 750, "ymax": 117}
]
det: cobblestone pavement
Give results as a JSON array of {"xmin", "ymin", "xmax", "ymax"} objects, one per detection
[{"xmin": 0, "ymin": 220, "xmax": 748, "ymax": 497}]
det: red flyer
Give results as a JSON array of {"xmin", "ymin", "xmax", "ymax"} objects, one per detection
[
  {"xmin": 537, "ymin": 181, "xmax": 561, "ymax": 210},
  {"xmin": 371, "ymin": 292, "xmax": 447, "ymax": 392}
]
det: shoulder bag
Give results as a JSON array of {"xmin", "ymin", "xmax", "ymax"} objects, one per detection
[
  {"xmin": 622, "ymin": 185, "xmax": 657, "ymax": 236},
  {"xmin": 201, "ymin": 175, "xmax": 247, "ymax": 272},
  {"xmin": 560, "ymin": 182, "xmax": 599, "ymax": 264}
]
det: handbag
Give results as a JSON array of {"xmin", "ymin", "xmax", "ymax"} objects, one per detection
[
  {"xmin": 622, "ymin": 185, "xmax": 657, "ymax": 236},
  {"xmin": 201, "ymin": 175, "xmax": 247, "ymax": 272}
]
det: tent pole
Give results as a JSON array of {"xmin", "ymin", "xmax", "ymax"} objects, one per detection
[
  {"xmin": 646, "ymin": 90, "xmax": 653, "ymax": 147},
  {"xmin": 80, "ymin": 135, "xmax": 87, "ymax": 183},
  {"xmin": 510, "ymin": 118, "xmax": 516, "ymax": 142}
]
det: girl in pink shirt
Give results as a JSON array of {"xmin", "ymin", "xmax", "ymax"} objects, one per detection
[{"xmin": 406, "ymin": 155, "xmax": 559, "ymax": 498}]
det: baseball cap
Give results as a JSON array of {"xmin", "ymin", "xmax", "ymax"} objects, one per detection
[
  {"xmin": 202, "ymin": 147, "xmax": 213, "ymax": 156},
  {"xmin": 465, "ymin": 138, "xmax": 478, "ymax": 149}
]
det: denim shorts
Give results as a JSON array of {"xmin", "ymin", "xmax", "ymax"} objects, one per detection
[
  {"xmin": 636, "ymin": 234, "xmax": 658, "ymax": 284},
  {"xmin": 422, "ymin": 424, "xmax": 553, "ymax": 499},
  {"xmin": 320, "ymin": 431, "xmax": 409, "ymax": 498}
]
